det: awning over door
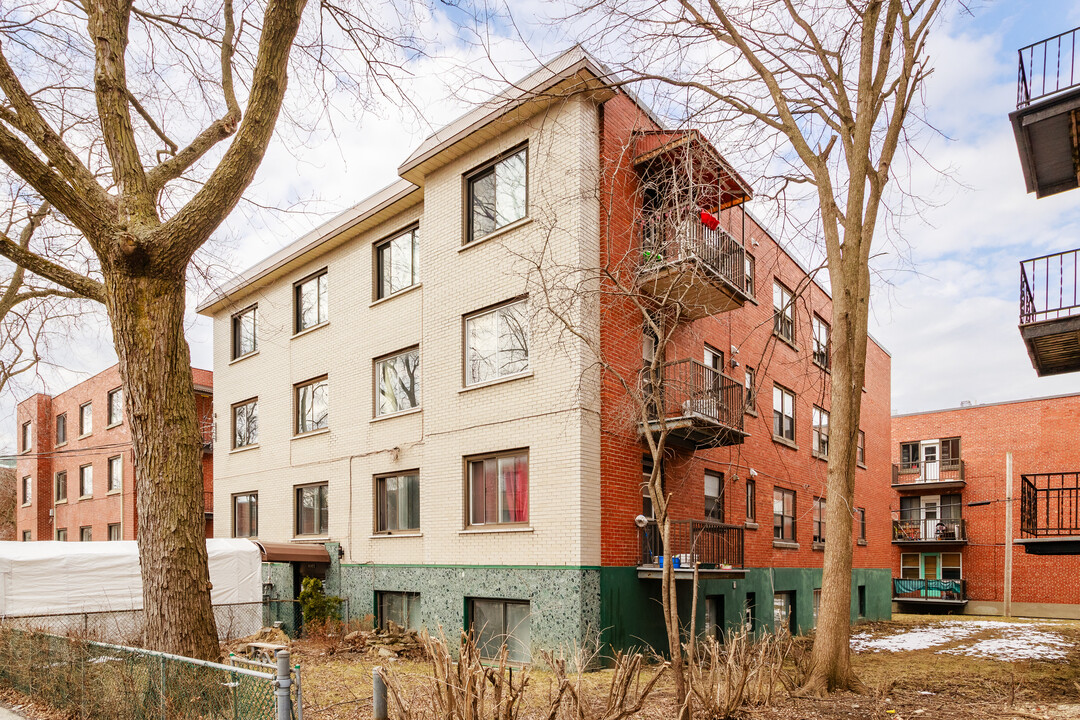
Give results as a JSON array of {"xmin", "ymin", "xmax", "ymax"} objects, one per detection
[{"xmin": 251, "ymin": 540, "xmax": 330, "ymax": 564}]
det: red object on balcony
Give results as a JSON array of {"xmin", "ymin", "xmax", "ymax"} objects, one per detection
[{"xmin": 699, "ymin": 209, "xmax": 720, "ymax": 230}]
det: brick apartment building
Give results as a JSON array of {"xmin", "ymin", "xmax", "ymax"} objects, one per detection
[
  {"xmin": 15, "ymin": 364, "xmax": 214, "ymax": 542},
  {"xmin": 197, "ymin": 48, "xmax": 893, "ymax": 659},
  {"xmin": 891, "ymin": 392, "xmax": 1080, "ymax": 618}
]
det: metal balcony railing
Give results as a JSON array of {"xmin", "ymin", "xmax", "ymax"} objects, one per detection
[
  {"xmin": 638, "ymin": 518, "xmax": 744, "ymax": 568},
  {"xmin": 640, "ymin": 214, "xmax": 746, "ymax": 291},
  {"xmin": 891, "ymin": 459, "xmax": 965, "ymax": 485},
  {"xmin": 1021, "ymin": 472, "xmax": 1080, "ymax": 537},
  {"xmin": 1018, "ymin": 27, "xmax": 1080, "ymax": 107},
  {"xmin": 892, "ymin": 517, "xmax": 966, "ymax": 543},
  {"xmin": 643, "ymin": 359, "xmax": 744, "ymax": 432},
  {"xmin": 1020, "ymin": 249, "xmax": 1080, "ymax": 325},
  {"xmin": 892, "ymin": 578, "xmax": 966, "ymax": 602}
]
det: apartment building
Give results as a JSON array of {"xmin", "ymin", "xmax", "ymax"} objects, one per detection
[
  {"xmin": 15, "ymin": 365, "xmax": 214, "ymax": 542},
  {"xmin": 198, "ymin": 48, "xmax": 893, "ymax": 659},
  {"xmin": 891, "ymin": 393, "xmax": 1080, "ymax": 618}
]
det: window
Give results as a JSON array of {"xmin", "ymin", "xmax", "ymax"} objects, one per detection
[
  {"xmin": 469, "ymin": 598, "xmax": 530, "ymax": 663},
  {"xmin": 79, "ymin": 526, "xmax": 92, "ymax": 542},
  {"xmin": 79, "ymin": 402, "xmax": 92, "ymax": 435},
  {"xmin": 772, "ymin": 385, "xmax": 795, "ymax": 442},
  {"xmin": 900, "ymin": 442, "xmax": 919, "ymax": 469},
  {"xmin": 704, "ymin": 471, "xmax": 724, "ymax": 522},
  {"xmin": 79, "ymin": 464, "xmax": 92, "ymax": 497},
  {"xmin": 812, "ymin": 406, "xmax": 829, "ymax": 458},
  {"xmin": 21, "ymin": 476, "xmax": 31, "ymax": 505},
  {"xmin": 773, "ymin": 487, "xmax": 796, "ymax": 541},
  {"xmin": 857, "ymin": 430, "xmax": 866, "ymax": 466},
  {"xmin": 857, "ymin": 508, "xmax": 867, "ymax": 541},
  {"xmin": 467, "ymin": 450, "xmax": 529, "ymax": 527},
  {"xmin": 376, "ymin": 348, "xmax": 420, "ymax": 416},
  {"xmin": 941, "ymin": 493, "xmax": 962, "ymax": 520},
  {"xmin": 376, "ymin": 227, "xmax": 419, "ymax": 299},
  {"xmin": 467, "ymin": 147, "xmax": 527, "ymax": 243},
  {"xmin": 857, "ymin": 585, "xmax": 866, "ymax": 619},
  {"xmin": 812, "ymin": 315, "xmax": 830, "ymax": 369},
  {"xmin": 56, "ymin": 528, "xmax": 67, "ymax": 541},
  {"xmin": 705, "ymin": 595, "xmax": 725, "ymax": 641},
  {"xmin": 232, "ymin": 305, "xmax": 258, "ymax": 359},
  {"xmin": 772, "ymin": 281, "xmax": 794, "ymax": 342},
  {"xmin": 773, "ymin": 591, "xmax": 794, "ymax": 633},
  {"xmin": 746, "ymin": 478, "xmax": 756, "ymax": 521},
  {"xmin": 107, "ymin": 456, "xmax": 122, "ymax": 492},
  {"xmin": 813, "ymin": 497, "xmax": 826, "ymax": 544},
  {"xmin": 56, "ymin": 413, "xmax": 67, "ymax": 444},
  {"xmin": 233, "ymin": 399, "xmax": 258, "ymax": 448},
  {"xmin": 21, "ymin": 531, "xmax": 30, "ymax": 542},
  {"xmin": 20, "ymin": 421, "xmax": 31, "ymax": 452},
  {"xmin": 900, "ymin": 553, "xmax": 920, "ymax": 579},
  {"xmin": 378, "ymin": 591, "xmax": 420, "ymax": 631},
  {"xmin": 295, "ymin": 377, "xmax": 328, "ymax": 434},
  {"xmin": 55, "ymin": 471, "xmax": 67, "ymax": 503},
  {"xmin": 107, "ymin": 388, "xmax": 123, "ymax": 425},
  {"xmin": 465, "ymin": 300, "xmax": 529, "ymax": 385},
  {"xmin": 744, "ymin": 367, "xmax": 756, "ymax": 414},
  {"xmin": 108, "ymin": 524, "xmax": 121, "ymax": 541},
  {"xmin": 641, "ymin": 455, "xmax": 656, "ymax": 519},
  {"xmin": 744, "ymin": 592, "xmax": 757, "ymax": 631},
  {"xmin": 294, "ymin": 270, "xmax": 328, "ymax": 332},
  {"xmin": 941, "ymin": 552, "xmax": 962, "ymax": 579},
  {"xmin": 813, "ymin": 588, "xmax": 821, "ymax": 627},
  {"xmin": 376, "ymin": 472, "xmax": 420, "ymax": 533},
  {"xmin": 296, "ymin": 484, "xmax": 328, "ymax": 536},
  {"xmin": 744, "ymin": 253, "xmax": 755, "ymax": 297},
  {"xmin": 233, "ymin": 493, "xmax": 258, "ymax": 537},
  {"xmin": 941, "ymin": 437, "xmax": 961, "ymax": 468}
]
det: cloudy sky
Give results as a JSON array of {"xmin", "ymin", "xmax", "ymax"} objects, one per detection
[{"xmin": 4, "ymin": 0, "xmax": 1080, "ymax": 452}]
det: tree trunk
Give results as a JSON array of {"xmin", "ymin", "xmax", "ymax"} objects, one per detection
[
  {"xmin": 660, "ymin": 516, "xmax": 687, "ymax": 706},
  {"xmin": 799, "ymin": 249, "xmax": 871, "ymax": 695},
  {"xmin": 104, "ymin": 266, "xmax": 219, "ymax": 660}
]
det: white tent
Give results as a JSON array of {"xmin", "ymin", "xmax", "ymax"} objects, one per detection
[{"xmin": 0, "ymin": 538, "xmax": 261, "ymax": 617}]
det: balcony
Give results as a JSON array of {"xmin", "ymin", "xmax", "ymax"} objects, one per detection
[
  {"xmin": 891, "ymin": 460, "xmax": 966, "ymax": 491},
  {"xmin": 639, "ymin": 359, "xmax": 747, "ymax": 449},
  {"xmin": 1018, "ymin": 472, "xmax": 1080, "ymax": 554},
  {"xmin": 892, "ymin": 578, "xmax": 967, "ymax": 607},
  {"xmin": 637, "ymin": 518, "xmax": 744, "ymax": 579},
  {"xmin": 892, "ymin": 517, "xmax": 967, "ymax": 545},
  {"xmin": 637, "ymin": 215, "xmax": 750, "ymax": 320},
  {"xmin": 1019, "ymin": 249, "xmax": 1080, "ymax": 376},
  {"xmin": 1010, "ymin": 26, "xmax": 1080, "ymax": 198}
]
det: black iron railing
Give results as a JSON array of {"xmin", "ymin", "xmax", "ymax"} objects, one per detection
[
  {"xmin": 892, "ymin": 517, "xmax": 966, "ymax": 543},
  {"xmin": 1018, "ymin": 27, "xmax": 1080, "ymax": 107},
  {"xmin": 892, "ymin": 578, "xmax": 966, "ymax": 601},
  {"xmin": 643, "ymin": 359, "xmax": 744, "ymax": 433},
  {"xmin": 891, "ymin": 459, "xmax": 965, "ymax": 485},
  {"xmin": 1021, "ymin": 472, "xmax": 1080, "ymax": 537},
  {"xmin": 1020, "ymin": 249, "xmax": 1080, "ymax": 325},
  {"xmin": 641, "ymin": 214, "xmax": 746, "ymax": 291},
  {"xmin": 638, "ymin": 518, "xmax": 744, "ymax": 568}
]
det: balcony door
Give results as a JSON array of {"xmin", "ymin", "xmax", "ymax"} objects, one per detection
[
  {"xmin": 921, "ymin": 553, "xmax": 942, "ymax": 598},
  {"xmin": 695, "ymin": 345, "xmax": 723, "ymax": 419},
  {"xmin": 921, "ymin": 440, "xmax": 940, "ymax": 481}
]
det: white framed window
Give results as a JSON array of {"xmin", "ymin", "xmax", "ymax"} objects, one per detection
[
  {"xmin": 376, "ymin": 227, "xmax": 419, "ymax": 299},
  {"xmin": 107, "ymin": 455, "xmax": 122, "ymax": 492},
  {"xmin": 79, "ymin": 464, "xmax": 93, "ymax": 497},
  {"xmin": 79, "ymin": 402, "xmax": 93, "ymax": 435},
  {"xmin": 375, "ymin": 348, "xmax": 420, "ymax": 416},
  {"xmin": 465, "ymin": 299, "xmax": 529, "ymax": 386},
  {"xmin": 813, "ymin": 497, "xmax": 826, "ymax": 544},
  {"xmin": 773, "ymin": 385, "xmax": 795, "ymax": 442},
  {"xmin": 107, "ymin": 387, "xmax": 123, "ymax": 425},
  {"xmin": 812, "ymin": 315, "xmax": 830, "ymax": 368},
  {"xmin": 857, "ymin": 430, "xmax": 866, "ymax": 465},
  {"xmin": 704, "ymin": 470, "xmax": 724, "ymax": 522},
  {"xmin": 466, "ymin": 146, "xmax": 527, "ymax": 243},
  {"xmin": 773, "ymin": 281, "xmax": 794, "ymax": 342},
  {"xmin": 812, "ymin": 406, "xmax": 829, "ymax": 458}
]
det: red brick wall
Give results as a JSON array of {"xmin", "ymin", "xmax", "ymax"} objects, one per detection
[
  {"xmin": 598, "ymin": 92, "xmax": 893, "ymax": 571},
  {"xmin": 14, "ymin": 365, "xmax": 214, "ymax": 542},
  {"xmin": 892, "ymin": 394, "xmax": 1080, "ymax": 608}
]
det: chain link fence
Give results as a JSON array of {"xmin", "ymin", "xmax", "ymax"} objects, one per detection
[{"xmin": 0, "ymin": 625, "xmax": 298, "ymax": 719}]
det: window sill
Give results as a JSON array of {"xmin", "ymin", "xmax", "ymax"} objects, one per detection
[
  {"xmin": 772, "ymin": 436, "xmax": 798, "ymax": 451},
  {"xmin": 370, "ymin": 532, "xmax": 423, "ymax": 539},
  {"xmin": 812, "ymin": 452, "xmax": 827, "ymax": 462},
  {"xmin": 230, "ymin": 444, "xmax": 260, "ymax": 454},
  {"xmin": 292, "ymin": 321, "xmax": 329, "ymax": 340},
  {"xmin": 55, "ymin": 441, "xmax": 67, "ymax": 448},
  {"xmin": 291, "ymin": 536, "xmax": 330, "ymax": 542},
  {"xmin": 460, "ymin": 371, "xmax": 533, "ymax": 393},
  {"xmin": 19, "ymin": 449, "xmax": 31, "ymax": 455},
  {"xmin": 857, "ymin": 462, "xmax": 867, "ymax": 470},
  {"xmin": 857, "ymin": 539, "xmax": 868, "ymax": 546},
  {"xmin": 54, "ymin": 499, "xmax": 67, "ymax": 506},
  {"xmin": 78, "ymin": 495, "xmax": 92, "ymax": 501},
  {"xmin": 812, "ymin": 542, "xmax": 825, "ymax": 551},
  {"xmin": 744, "ymin": 521, "xmax": 759, "ymax": 530},
  {"xmin": 370, "ymin": 282, "xmax": 422, "ymax": 308},
  {"xmin": 813, "ymin": 361, "xmax": 830, "ymax": 373},
  {"xmin": 773, "ymin": 540, "xmax": 800, "ymax": 550},
  {"xmin": 773, "ymin": 333, "xmax": 799, "ymax": 352},
  {"xmin": 78, "ymin": 433, "xmax": 92, "ymax": 440},
  {"xmin": 230, "ymin": 350, "xmax": 259, "ymax": 365},
  {"xmin": 292, "ymin": 427, "xmax": 330, "ymax": 441},
  {"xmin": 745, "ymin": 408, "xmax": 758, "ymax": 417},
  {"xmin": 371, "ymin": 407, "xmax": 422, "ymax": 423},
  {"xmin": 459, "ymin": 217, "xmax": 532, "ymax": 252},
  {"xmin": 20, "ymin": 502, "xmax": 31, "ymax": 508},
  {"xmin": 107, "ymin": 489, "xmax": 121, "ymax": 496},
  {"xmin": 106, "ymin": 421, "xmax": 122, "ymax": 430},
  {"xmin": 459, "ymin": 526, "xmax": 533, "ymax": 535}
]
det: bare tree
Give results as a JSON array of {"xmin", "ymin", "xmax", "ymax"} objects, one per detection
[
  {"xmin": 0, "ymin": 466, "xmax": 14, "ymax": 541},
  {"xmin": 0, "ymin": 0, "xmax": 416, "ymax": 658},
  {"xmin": 565, "ymin": 0, "xmax": 947, "ymax": 694}
]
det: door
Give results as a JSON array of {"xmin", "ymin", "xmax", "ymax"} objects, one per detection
[
  {"xmin": 921, "ymin": 441, "xmax": 940, "ymax": 481},
  {"xmin": 920, "ymin": 496, "xmax": 939, "ymax": 540},
  {"xmin": 698, "ymin": 345, "xmax": 723, "ymax": 419},
  {"xmin": 921, "ymin": 553, "xmax": 941, "ymax": 598}
]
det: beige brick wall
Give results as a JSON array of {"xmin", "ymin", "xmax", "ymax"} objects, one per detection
[{"xmin": 211, "ymin": 95, "xmax": 603, "ymax": 567}]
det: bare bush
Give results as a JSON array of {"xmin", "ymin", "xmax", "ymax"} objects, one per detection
[
  {"xmin": 540, "ymin": 647, "xmax": 667, "ymax": 720},
  {"xmin": 686, "ymin": 628, "xmax": 794, "ymax": 719}
]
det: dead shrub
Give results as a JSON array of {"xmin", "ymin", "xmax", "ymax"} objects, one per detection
[
  {"xmin": 685, "ymin": 628, "xmax": 793, "ymax": 719},
  {"xmin": 539, "ymin": 645, "xmax": 667, "ymax": 720}
]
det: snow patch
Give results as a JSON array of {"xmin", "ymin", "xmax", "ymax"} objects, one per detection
[{"xmin": 850, "ymin": 620, "xmax": 1072, "ymax": 662}]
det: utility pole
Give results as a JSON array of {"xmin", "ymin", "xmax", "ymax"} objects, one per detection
[{"xmin": 1004, "ymin": 452, "xmax": 1014, "ymax": 617}]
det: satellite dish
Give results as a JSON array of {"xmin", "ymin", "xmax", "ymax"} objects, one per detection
[{"xmin": 634, "ymin": 514, "xmax": 649, "ymax": 528}]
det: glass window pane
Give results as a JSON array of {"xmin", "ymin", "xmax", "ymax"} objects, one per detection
[
  {"xmin": 497, "ymin": 303, "xmax": 529, "ymax": 376},
  {"xmin": 505, "ymin": 602, "xmax": 531, "ymax": 663},
  {"xmin": 495, "ymin": 150, "xmax": 527, "ymax": 228},
  {"xmin": 377, "ymin": 349, "xmax": 420, "ymax": 415},
  {"xmin": 470, "ymin": 461, "xmax": 486, "ymax": 525},
  {"xmin": 471, "ymin": 599, "xmax": 502, "ymax": 659},
  {"xmin": 471, "ymin": 171, "xmax": 496, "ymax": 241},
  {"xmin": 467, "ymin": 311, "xmax": 498, "ymax": 384}
]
